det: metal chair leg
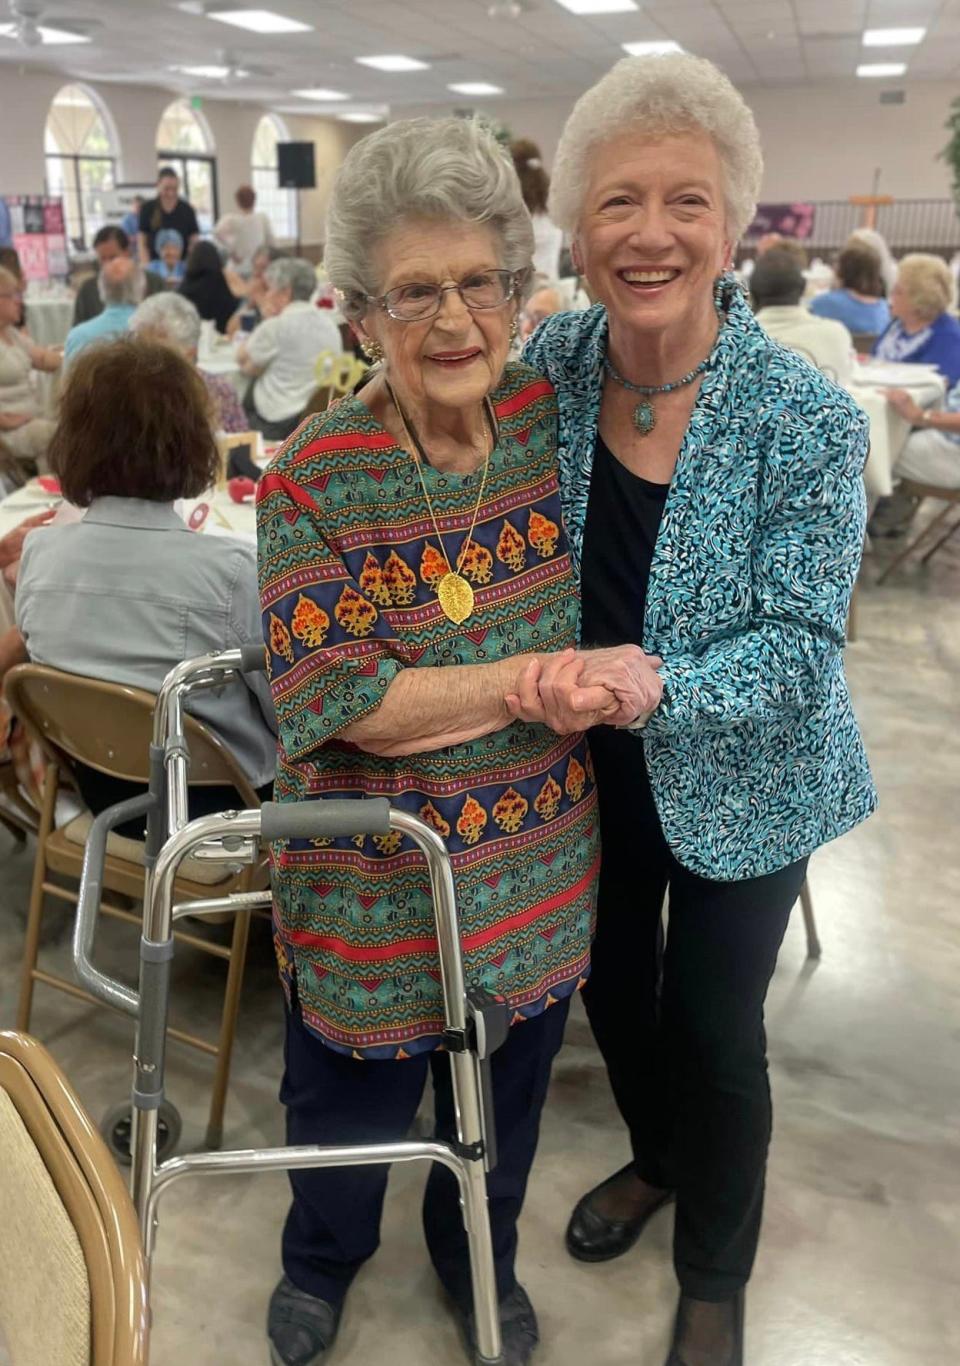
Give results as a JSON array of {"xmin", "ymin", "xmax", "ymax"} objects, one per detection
[
  {"xmin": 16, "ymin": 763, "xmax": 59, "ymax": 1030},
  {"xmin": 799, "ymin": 879, "xmax": 820, "ymax": 960},
  {"xmin": 203, "ymin": 904, "xmax": 252, "ymax": 1149},
  {"xmin": 876, "ymin": 502, "xmax": 956, "ymax": 583}
]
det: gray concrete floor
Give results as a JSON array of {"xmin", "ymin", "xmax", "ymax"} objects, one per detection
[{"xmin": 1, "ymin": 526, "xmax": 959, "ymax": 1366}]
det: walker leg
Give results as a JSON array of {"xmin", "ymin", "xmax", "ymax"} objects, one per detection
[
  {"xmin": 799, "ymin": 880, "xmax": 821, "ymax": 960},
  {"xmin": 205, "ymin": 905, "xmax": 251, "ymax": 1148}
]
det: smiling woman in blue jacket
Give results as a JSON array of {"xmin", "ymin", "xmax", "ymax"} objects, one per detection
[{"xmin": 517, "ymin": 53, "xmax": 876, "ymax": 1366}]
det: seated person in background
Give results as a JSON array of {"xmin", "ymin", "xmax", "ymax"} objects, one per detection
[
  {"xmin": 0, "ymin": 265, "xmax": 61, "ymax": 472},
  {"xmin": 751, "ymin": 250, "xmax": 854, "ymax": 385},
  {"xmin": 520, "ymin": 283, "xmax": 565, "ymax": 342},
  {"xmin": 64, "ymin": 257, "xmax": 145, "ymax": 363},
  {"xmin": 15, "ymin": 339, "xmax": 275, "ymax": 829},
  {"xmin": 869, "ymin": 378, "xmax": 960, "ymax": 537},
  {"xmin": 237, "ymin": 257, "xmax": 340, "ymax": 440},
  {"xmin": 119, "ymin": 194, "xmax": 144, "ymax": 240},
  {"xmin": 810, "ymin": 243, "xmax": 891, "ymax": 337},
  {"xmin": 225, "ymin": 245, "xmax": 283, "ymax": 336},
  {"xmin": 214, "ymin": 184, "xmax": 274, "ymax": 276},
  {"xmin": 873, "ymin": 254, "xmax": 960, "ymax": 387},
  {"xmin": 129, "ymin": 292, "xmax": 248, "ymax": 432},
  {"xmin": 178, "ymin": 240, "xmax": 242, "ymax": 335},
  {"xmin": 145, "ymin": 229, "xmax": 186, "ymax": 285},
  {"xmin": 73, "ymin": 225, "xmax": 163, "ymax": 325},
  {"xmin": 0, "ymin": 247, "xmax": 26, "ymax": 329}
]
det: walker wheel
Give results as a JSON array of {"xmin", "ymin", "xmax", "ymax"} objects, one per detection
[{"xmin": 100, "ymin": 1099, "xmax": 183, "ymax": 1166}]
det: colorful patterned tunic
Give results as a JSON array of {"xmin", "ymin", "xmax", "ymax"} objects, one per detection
[{"xmin": 256, "ymin": 362, "xmax": 598, "ymax": 1059}]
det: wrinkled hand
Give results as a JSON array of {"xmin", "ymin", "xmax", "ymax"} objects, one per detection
[
  {"xmin": 505, "ymin": 649, "xmax": 622, "ymax": 734},
  {"xmin": 0, "ymin": 509, "xmax": 55, "ymax": 571},
  {"xmin": 884, "ymin": 387, "xmax": 923, "ymax": 424},
  {"xmin": 572, "ymin": 645, "xmax": 664, "ymax": 726}
]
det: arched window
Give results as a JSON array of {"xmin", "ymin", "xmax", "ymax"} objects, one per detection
[
  {"xmin": 45, "ymin": 84, "xmax": 118, "ymax": 248},
  {"xmin": 251, "ymin": 114, "xmax": 296, "ymax": 240},
  {"xmin": 156, "ymin": 99, "xmax": 218, "ymax": 232}
]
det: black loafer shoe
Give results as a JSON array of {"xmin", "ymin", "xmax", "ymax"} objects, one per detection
[
  {"xmin": 665, "ymin": 1289, "xmax": 744, "ymax": 1366},
  {"xmin": 566, "ymin": 1164, "xmax": 675, "ymax": 1263},
  {"xmin": 455, "ymin": 1282, "xmax": 540, "ymax": 1365},
  {"xmin": 267, "ymin": 1275, "xmax": 343, "ymax": 1365}
]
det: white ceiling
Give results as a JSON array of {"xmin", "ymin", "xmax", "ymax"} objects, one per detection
[{"xmin": 2, "ymin": 0, "xmax": 959, "ymax": 114}]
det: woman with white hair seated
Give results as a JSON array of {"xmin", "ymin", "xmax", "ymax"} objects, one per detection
[
  {"xmin": 520, "ymin": 54, "xmax": 875, "ymax": 1364},
  {"xmin": 237, "ymin": 255, "xmax": 341, "ymax": 440},
  {"xmin": 129, "ymin": 291, "xmax": 247, "ymax": 432},
  {"xmin": 872, "ymin": 252, "xmax": 960, "ymax": 386}
]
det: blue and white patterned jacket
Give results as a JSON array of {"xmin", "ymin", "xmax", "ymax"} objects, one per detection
[{"xmin": 523, "ymin": 286, "xmax": 877, "ymax": 881}]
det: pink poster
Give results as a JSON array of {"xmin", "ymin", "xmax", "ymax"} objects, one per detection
[
  {"xmin": 12, "ymin": 232, "xmax": 48, "ymax": 281},
  {"xmin": 43, "ymin": 200, "xmax": 65, "ymax": 235}
]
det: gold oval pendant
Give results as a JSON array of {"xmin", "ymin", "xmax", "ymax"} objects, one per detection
[{"xmin": 436, "ymin": 571, "xmax": 475, "ymax": 625}]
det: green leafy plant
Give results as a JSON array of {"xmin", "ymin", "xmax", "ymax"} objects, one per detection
[{"xmin": 939, "ymin": 94, "xmax": 960, "ymax": 212}]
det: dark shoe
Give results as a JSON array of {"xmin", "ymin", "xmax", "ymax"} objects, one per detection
[
  {"xmin": 665, "ymin": 1289, "xmax": 744, "ymax": 1366},
  {"xmin": 455, "ymin": 1283, "xmax": 539, "ymax": 1365},
  {"xmin": 565, "ymin": 1163, "xmax": 675, "ymax": 1263},
  {"xmin": 267, "ymin": 1275, "xmax": 342, "ymax": 1365}
]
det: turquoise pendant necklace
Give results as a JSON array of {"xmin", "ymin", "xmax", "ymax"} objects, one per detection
[{"xmin": 603, "ymin": 353, "xmax": 711, "ymax": 436}]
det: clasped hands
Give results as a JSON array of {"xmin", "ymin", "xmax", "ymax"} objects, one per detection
[{"xmin": 505, "ymin": 645, "xmax": 663, "ymax": 734}]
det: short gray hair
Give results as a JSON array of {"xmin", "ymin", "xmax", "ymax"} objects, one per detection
[
  {"xmin": 550, "ymin": 54, "xmax": 763, "ymax": 241},
  {"xmin": 265, "ymin": 257, "xmax": 317, "ymax": 302},
  {"xmin": 129, "ymin": 291, "xmax": 201, "ymax": 352},
  {"xmin": 325, "ymin": 116, "xmax": 534, "ymax": 320}
]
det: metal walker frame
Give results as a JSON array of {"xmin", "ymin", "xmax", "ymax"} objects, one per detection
[{"xmin": 72, "ymin": 648, "xmax": 508, "ymax": 1364}]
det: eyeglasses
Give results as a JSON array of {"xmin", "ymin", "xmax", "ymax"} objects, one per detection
[{"xmin": 370, "ymin": 269, "xmax": 520, "ymax": 322}]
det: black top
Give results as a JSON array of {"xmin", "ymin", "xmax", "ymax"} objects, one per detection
[
  {"xmin": 580, "ymin": 433, "xmax": 670, "ymax": 650},
  {"xmin": 138, "ymin": 196, "xmax": 200, "ymax": 260},
  {"xmin": 178, "ymin": 241, "xmax": 239, "ymax": 334}
]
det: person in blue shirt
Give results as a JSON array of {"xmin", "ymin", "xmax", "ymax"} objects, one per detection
[
  {"xmin": 872, "ymin": 252, "xmax": 960, "ymax": 387},
  {"xmin": 144, "ymin": 228, "xmax": 186, "ymax": 285},
  {"xmin": 119, "ymin": 194, "xmax": 144, "ymax": 240},
  {"xmin": 64, "ymin": 256, "xmax": 144, "ymax": 363},
  {"xmin": 809, "ymin": 242, "xmax": 890, "ymax": 338}
]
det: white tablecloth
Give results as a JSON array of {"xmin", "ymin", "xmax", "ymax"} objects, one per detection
[
  {"xmin": 23, "ymin": 297, "xmax": 74, "ymax": 420},
  {"xmin": 0, "ymin": 481, "xmax": 255, "ymax": 545},
  {"xmin": 199, "ymin": 344, "xmax": 247, "ymax": 398},
  {"xmin": 845, "ymin": 361, "xmax": 946, "ymax": 499}
]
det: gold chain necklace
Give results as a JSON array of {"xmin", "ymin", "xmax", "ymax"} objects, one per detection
[{"xmin": 385, "ymin": 380, "xmax": 496, "ymax": 625}]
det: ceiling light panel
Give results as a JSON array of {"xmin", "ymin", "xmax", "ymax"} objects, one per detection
[
  {"xmin": 176, "ymin": 64, "xmax": 232, "ymax": 78},
  {"xmin": 621, "ymin": 41, "xmax": 683, "ymax": 57},
  {"xmin": 291, "ymin": 88, "xmax": 349, "ymax": 100},
  {"xmin": 355, "ymin": 54, "xmax": 430, "ymax": 72},
  {"xmin": 862, "ymin": 28, "xmax": 926, "ymax": 47},
  {"xmin": 553, "ymin": 0, "xmax": 638, "ymax": 13},
  {"xmin": 338, "ymin": 112, "xmax": 383, "ymax": 123},
  {"xmin": 448, "ymin": 82, "xmax": 504, "ymax": 95},
  {"xmin": 208, "ymin": 9, "xmax": 313, "ymax": 34},
  {"xmin": 856, "ymin": 62, "xmax": 907, "ymax": 77}
]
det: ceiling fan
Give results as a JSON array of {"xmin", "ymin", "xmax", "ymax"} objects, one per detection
[
  {"xmin": 2, "ymin": 0, "xmax": 101, "ymax": 46},
  {"xmin": 170, "ymin": 47, "xmax": 275, "ymax": 81}
]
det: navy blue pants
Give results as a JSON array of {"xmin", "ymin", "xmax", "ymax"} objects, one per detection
[
  {"xmin": 585, "ymin": 728, "xmax": 809, "ymax": 1300},
  {"xmin": 280, "ymin": 995, "xmax": 570, "ymax": 1311}
]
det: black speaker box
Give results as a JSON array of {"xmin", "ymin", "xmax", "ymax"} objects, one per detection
[{"xmin": 277, "ymin": 142, "xmax": 316, "ymax": 190}]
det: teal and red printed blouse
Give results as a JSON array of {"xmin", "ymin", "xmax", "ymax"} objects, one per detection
[{"xmin": 256, "ymin": 361, "xmax": 598, "ymax": 1060}]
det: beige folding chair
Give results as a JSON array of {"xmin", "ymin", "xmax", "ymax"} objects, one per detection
[
  {"xmin": 3, "ymin": 664, "xmax": 268, "ymax": 1151},
  {"xmin": 876, "ymin": 479, "xmax": 960, "ymax": 582},
  {"xmin": 0, "ymin": 1030, "xmax": 148, "ymax": 1365}
]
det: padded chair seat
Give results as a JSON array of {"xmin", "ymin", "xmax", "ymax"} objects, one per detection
[{"xmin": 61, "ymin": 811, "xmax": 236, "ymax": 888}]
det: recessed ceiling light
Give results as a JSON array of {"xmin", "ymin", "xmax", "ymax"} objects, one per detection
[
  {"xmin": 291, "ymin": 88, "xmax": 349, "ymax": 101},
  {"xmin": 355, "ymin": 54, "xmax": 430, "ymax": 72},
  {"xmin": 554, "ymin": 0, "xmax": 637, "ymax": 13},
  {"xmin": 856, "ymin": 62, "xmax": 907, "ymax": 77},
  {"xmin": 338, "ymin": 112, "xmax": 383, "ymax": 124},
  {"xmin": 621, "ymin": 41, "xmax": 683, "ymax": 57},
  {"xmin": 862, "ymin": 28, "xmax": 925, "ymax": 47},
  {"xmin": 208, "ymin": 9, "xmax": 312, "ymax": 34},
  {"xmin": 0, "ymin": 23, "xmax": 91, "ymax": 43},
  {"xmin": 448, "ymin": 81, "xmax": 504, "ymax": 96},
  {"xmin": 174, "ymin": 64, "xmax": 237, "ymax": 78}
]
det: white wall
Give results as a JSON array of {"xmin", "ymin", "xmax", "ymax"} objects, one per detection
[
  {"xmin": 0, "ymin": 68, "xmax": 365, "ymax": 247},
  {"xmin": 401, "ymin": 78, "xmax": 958, "ymax": 203}
]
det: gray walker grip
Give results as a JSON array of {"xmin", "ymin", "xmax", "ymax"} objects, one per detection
[
  {"xmin": 259, "ymin": 798, "xmax": 392, "ymax": 843},
  {"xmin": 239, "ymin": 643, "xmax": 268, "ymax": 673},
  {"xmin": 74, "ymin": 793, "xmax": 156, "ymax": 1016}
]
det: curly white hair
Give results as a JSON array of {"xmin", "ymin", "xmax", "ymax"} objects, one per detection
[{"xmin": 549, "ymin": 53, "xmax": 763, "ymax": 241}]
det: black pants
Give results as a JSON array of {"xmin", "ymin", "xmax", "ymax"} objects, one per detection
[
  {"xmin": 280, "ymin": 995, "xmax": 570, "ymax": 1312},
  {"xmin": 584, "ymin": 728, "xmax": 808, "ymax": 1301}
]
